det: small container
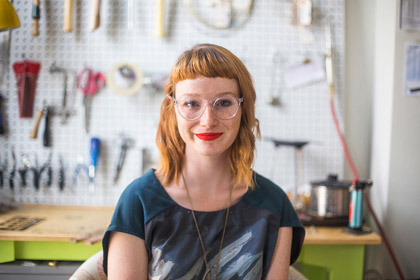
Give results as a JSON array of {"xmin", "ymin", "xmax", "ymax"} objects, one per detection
[{"xmin": 308, "ymin": 174, "xmax": 351, "ymax": 218}]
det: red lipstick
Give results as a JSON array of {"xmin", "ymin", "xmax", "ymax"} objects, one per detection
[{"xmin": 196, "ymin": 133, "xmax": 223, "ymax": 141}]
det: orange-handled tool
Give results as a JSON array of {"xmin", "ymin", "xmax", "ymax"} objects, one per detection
[
  {"xmin": 89, "ymin": 0, "xmax": 101, "ymax": 31},
  {"xmin": 155, "ymin": 0, "xmax": 164, "ymax": 37},
  {"xmin": 32, "ymin": 0, "xmax": 40, "ymax": 36},
  {"xmin": 63, "ymin": 0, "xmax": 73, "ymax": 32}
]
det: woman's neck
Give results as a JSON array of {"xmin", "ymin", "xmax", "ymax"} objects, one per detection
[{"xmin": 182, "ymin": 150, "xmax": 232, "ymax": 195}]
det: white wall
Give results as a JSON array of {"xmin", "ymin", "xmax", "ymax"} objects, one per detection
[{"xmin": 346, "ymin": 0, "xmax": 420, "ymax": 278}]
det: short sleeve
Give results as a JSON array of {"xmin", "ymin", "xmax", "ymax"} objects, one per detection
[{"xmin": 102, "ymin": 179, "xmax": 146, "ymax": 275}]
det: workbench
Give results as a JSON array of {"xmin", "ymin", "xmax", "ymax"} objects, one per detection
[
  {"xmin": 0, "ymin": 204, "xmax": 381, "ymax": 280},
  {"xmin": 0, "ymin": 204, "xmax": 114, "ymax": 263}
]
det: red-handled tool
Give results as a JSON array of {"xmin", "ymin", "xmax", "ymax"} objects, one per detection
[
  {"xmin": 77, "ymin": 67, "xmax": 106, "ymax": 133},
  {"xmin": 12, "ymin": 60, "xmax": 41, "ymax": 118}
]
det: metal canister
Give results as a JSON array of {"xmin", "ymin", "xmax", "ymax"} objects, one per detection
[{"xmin": 309, "ymin": 174, "xmax": 352, "ymax": 218}]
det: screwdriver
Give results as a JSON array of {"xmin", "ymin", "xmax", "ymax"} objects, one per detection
[
  {"xmin": 88, "ymin": 137, "xmax": 100, "ymax": 193},
  {"xmin": 0, "ymin": 94, "xmax": 5, "ymax": 135}
]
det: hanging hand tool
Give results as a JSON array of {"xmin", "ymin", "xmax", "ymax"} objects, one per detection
[
  {"xmin": 49, "ymin": 63, "xmax": 72, "ymax": 124},
  {"xmin": 63, "ymin": 0, "xmax": 73, "ymax": 32},
  {"xmin": 0, "ymin": 93, "xmax": 5, "ymax": 135},
  {"xmin": 77, "ymin": 67, "xmax": 106, "ymax": 134},
  {"xmin": 9, "ymin": 149, "xmax": 17, "ymax": 190},
  {"xmin": 73, "ymin": 158, "xmax": 89, "ymax": 187},
  {"xmin": 0, "ymin": 155, "xmax": 5, "ymax": 188},
  {"xmin": 58, "ymin": 155, "xmax": 65, "ymax": 191},
  {"xmin": 42, "ymin": 105, "xmax": 51, "ymax": 147},
  {"xmin": 12, "ymin": 60, "xmax": 41, "ymax": 118},
  {"xmin": 89, "ymin": 0, "xmax": 101, "ymax": 31},
  {"xmin": 113, "ymin": 135, "xmax": 134, "ymax": 183},
  {"xmin": 46, "ymin": 154, "xmax": 53, "ymax": 187},
  {"xmin": 32, "ymin": 0, "xmax": 41, "ymax": 36},
  {"xmin": 155, "ymin": 0, "xmax": 164, "ymax": 37},
  {"xmin": 30, "ymin": 106, "xmax": 43, "ymax": 139},
  {"xmin": 21, "ymin": 152, "xmax": 52, "ymax": 190},
  {"xmin": 88, "ymin": 137, "xmax": 100, "ymax": 193},
  {"xmin": 18, "ymin": 165, "xmax": 28, "ymax": 188}
]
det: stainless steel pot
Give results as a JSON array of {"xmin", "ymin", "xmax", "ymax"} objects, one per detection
[{"xmin": 308, "ymin": 174, "xmax": 351, "ymax": 218}]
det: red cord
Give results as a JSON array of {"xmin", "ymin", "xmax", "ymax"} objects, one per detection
[{"xmin": 329, "ymin": 94, "xmax": 405, "ymax": 280}]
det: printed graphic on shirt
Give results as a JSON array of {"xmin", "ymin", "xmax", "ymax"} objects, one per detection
[{"xmin": 145, "ymin": 204, "xmax": 278, "ymax": 279}]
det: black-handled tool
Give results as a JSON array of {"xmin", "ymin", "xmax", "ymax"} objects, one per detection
[
  {"xmin": 9, "ymin": 150, "xmax": 17, "ymax": 190},
  {"xmin": 0, "ymin": 94, "xmax": 5, "ymax": 135},
  {"xmin": 58, "ymin": 155, "xmax": 65, "ymax": 191},
  {"xmin": 43, "ymin": 105, "xmax": 51, "ymax": 147},
  {"xmin": 0, "ymin": 156, "xmax": 4, "ymax": 188},
  {"xmin": 18, "ymin": 167, "xmax": 28, "ymax": 187}
]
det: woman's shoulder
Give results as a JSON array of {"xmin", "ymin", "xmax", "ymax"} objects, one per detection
[
  {"xmin": 120, "ymin": 169, "xmax": 167, "ymax": 201},
  {"xmin": 253, "ymin": 171, "xmax": 289, "ymax": 197},
  {"xmin": 241, "ymin": 171, "xmax": 291, "ymax": 214}
]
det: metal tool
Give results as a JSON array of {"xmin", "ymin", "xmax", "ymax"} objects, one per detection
[
  {"xmin": 0, "ymin": 154, "xmax": 5, "ymax": 188},
  {"xmin": 113, "ymin": 135, "xmax": 134, "ymax": 183},
  {"xmin": 18, "ymin": 164, "xmax": 28, "ymax": 187},
  {"xmin": 58, "ymin": 155, "xmax": 65, "ymax": 191},
  {"xmin": 77, "ymin": 67, "xmax": 106, "ymax": 133},
  {"xmin": 49, "ymin": 63, "xmax": 73, "ymax": 124},
  {"xmin": 21, "ymin": 152, "xmax": 52, "ymax": 190},
  {"xmin": 42, "ymin": 105, "xmax": 51, "ymax": 147},
  {"xmin": 0, "ymin": 93, "xmax": 5, "ymax": 135},
  {"xmin": 9, "ymin": 149, "xmax": 17, "ymax": 190},
  {"xmin": 88, "ymin": 137, "xmax": 100, "ymax": 193},
  {"xmin": 73, "ymin": 158, "xmax": 89, "ymax": 187}
]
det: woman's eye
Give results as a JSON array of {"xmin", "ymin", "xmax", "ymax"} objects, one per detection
[
  {"xmin": 183, "ymin": 100, "xmax": 200, "ymax": 108},
  {"xmin": 217, "ymin": 99, "xmax": 233, "ymax": 107}
]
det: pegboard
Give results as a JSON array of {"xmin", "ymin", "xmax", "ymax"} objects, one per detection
[{"xmin": 0, "ymin": 0, "xmax": 345, "ymax": 206}]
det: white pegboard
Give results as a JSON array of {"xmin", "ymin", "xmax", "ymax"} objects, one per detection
[{"xmin": 0, "ymin": 0, "xmax": 345, "ymax": 206}]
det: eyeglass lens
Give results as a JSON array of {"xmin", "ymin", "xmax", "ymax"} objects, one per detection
[{"xmin": 175, "ymin": 95, "xmax": 241, "ymax": 120}]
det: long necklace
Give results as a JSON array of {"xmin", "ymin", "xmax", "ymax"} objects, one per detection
[{"xmin": 182, "ymin": 173, "xmax": 232, "ymax": 280}]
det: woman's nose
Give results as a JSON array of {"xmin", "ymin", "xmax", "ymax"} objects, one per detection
[{"xmin": 199, "ymin": 104, "xmax": 218, "ymax": 126}]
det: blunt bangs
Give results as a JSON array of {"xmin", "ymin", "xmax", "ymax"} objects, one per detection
[{"xmin": 170, "ymin": 47, "xmax": 237, "ymax": 90}]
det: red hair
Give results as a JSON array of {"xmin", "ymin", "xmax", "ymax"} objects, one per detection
[{"xmin": 156, "ymin": 44, "xmax": 260, "ymax": 189}]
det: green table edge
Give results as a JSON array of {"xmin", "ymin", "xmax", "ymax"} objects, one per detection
[
  {"xmin": 297, "ymin": 244, "xmax": 365, "ymax": 280},
  {"xmin": 1, "ymin": 241, "xmax": 366, "ymax": 280},
  {"xmin": 0, "ymin": 240, "xmax": 102, "ymax": 263}
]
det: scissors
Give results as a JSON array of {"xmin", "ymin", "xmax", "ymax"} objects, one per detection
[{"xmin": 77, "ymin": 67, "xmax": 106, "ymax": 133}]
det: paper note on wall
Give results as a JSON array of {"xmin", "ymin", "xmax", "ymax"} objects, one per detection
[
  {"xmin": 404, "ymin": 43, "xmax": 420, "ymax": 97},
  {"xmin": 284, "ymin": 56, "xmax": 325, "ymax": 89}
]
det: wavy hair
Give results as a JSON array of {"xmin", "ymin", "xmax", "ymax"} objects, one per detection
[{"xmin": 156, "ymin": 44, "xmax": 260, "ymax": 189}]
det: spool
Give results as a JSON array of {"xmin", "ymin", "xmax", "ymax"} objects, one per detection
[{"xmin": 107, "ymin": 62, "xmax": 143, "ymax": 96}]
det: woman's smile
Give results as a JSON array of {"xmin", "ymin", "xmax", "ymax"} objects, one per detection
[{"xmin": 195, "ymin": 132, "xmax": 223, "ymax": 141}]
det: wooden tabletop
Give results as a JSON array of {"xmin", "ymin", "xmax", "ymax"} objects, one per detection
[
  {"xmin": 0, "ymin": 204, "xmax": 114, "ymax": 244},
  {"xmin": 0, "ymin": 204, "xmax": 381, "ymax": 246},
  {"xmin": 304, "ymin": 226, "xmax": 382, "ymax": 245}
]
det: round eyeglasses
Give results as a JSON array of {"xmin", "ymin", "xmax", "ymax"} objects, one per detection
[{"xmin": 173, "ymin": 95, "xmax": 244, "ymax": 121}]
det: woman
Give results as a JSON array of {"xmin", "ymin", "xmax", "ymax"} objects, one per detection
[{"xmin": 103, "ymin": 44, "xmax": 305, "ymax": 279}]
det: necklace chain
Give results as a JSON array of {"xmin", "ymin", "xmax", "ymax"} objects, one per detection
[{"xmin": 182, "ymin": 173, "xmax": 232, "ymax": 280}]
